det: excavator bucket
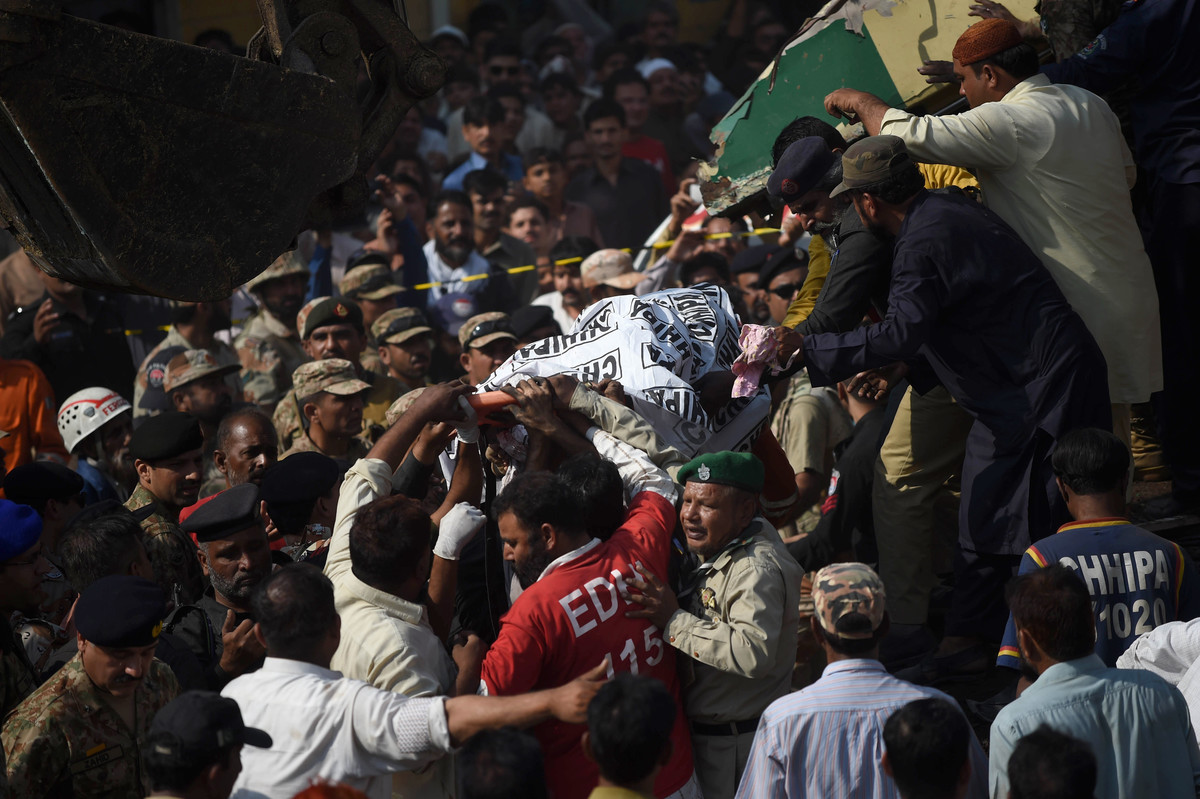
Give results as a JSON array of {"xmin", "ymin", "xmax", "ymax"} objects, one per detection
[{"xmin": 0, "ymin": 0, "xmax": 443, "ymax": 300}]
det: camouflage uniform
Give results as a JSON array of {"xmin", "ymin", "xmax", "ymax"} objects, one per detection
[
  {"xmin": 280, "ymin": 428, "xmax": 369, "ymax": 467},
  {"xmin": 233, "ymin": 310, "xmax": 309, "ymax": 412},
  {"xmin": 272, "ymin": 369, "xmax": 402, "ymax": 452},
  {"xmin": 133, "ymin": 325, "xmax": 242, "ymax": 419},
  {"xmin": 124, "ymin": 485, "xmax": 206, "ymax": 607},
  {"xmin": 2, "ymin": 653, "xmax": 179, "ymax": 798}
]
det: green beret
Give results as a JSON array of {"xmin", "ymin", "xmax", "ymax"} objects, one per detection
[
  {"xmin": 129, "ymin": 412, "xmax": 204, "ymax": 462},
  {"xmin": 75, "ymin": 575, "xmax": 167, "ymax": 648},
  {"xmin": 181, "ymin": 483, "xmax": 262, "ymax": 543},
  {"xmin": 677, "ymin": 452, "xmax": 764, "ymax": 494}
]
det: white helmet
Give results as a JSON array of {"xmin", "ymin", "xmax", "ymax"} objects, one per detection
[{"xmin": 57, "ymin": 388, "xmax": 131, "ymax": 454}]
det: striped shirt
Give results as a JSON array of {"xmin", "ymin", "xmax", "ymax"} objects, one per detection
[
  {"xmin": 735, "ymin": 659, "xmax": 989, "ymax": 799},
  {"xmin": 997, "ymin": 518, "xmax": 1200, "ymax": 669}
]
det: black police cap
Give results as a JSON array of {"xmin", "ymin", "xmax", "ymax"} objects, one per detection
[
  {"xmin": 729, "ymin": 244, "xmax": 779, "ymax": 276},
  {"xmin": 129, "ymin": 412, "xmax": 204, "ymax": 462},
  {"xmin": 75, "ymin": 575, "xmax": 167, "ymax": 648},
  {"xmin": 148, "ymin": 691, "xmax": 272, "ymax": 765},
  {"xmin": 510, "ymin": 305, "xmax": 560, "ymax": 340},
  {"xmin": 260, "ymin": 452, "xmax": 340, "ymax": 507},
  {"xmin": 759, "ymin": 246, "xmax": 810, "ymax": 289},
  {"xmin": 4, "ymin": 462, "xmax": 84, "ymax": 509},
  {"xmin": 767, "ymin": 136, "xmax": 837, "ymax": 203},
  {"xmin": 180, "ymin": 483, "xmax": 262, "ymax": 543}
]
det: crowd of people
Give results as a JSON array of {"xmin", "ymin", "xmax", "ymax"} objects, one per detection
[{"xmin": 0, "ymin": 0, "xmax": 1197, "ymax": 796}]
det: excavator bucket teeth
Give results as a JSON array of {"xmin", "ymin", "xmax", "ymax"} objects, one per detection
[{"xmin": 0, "ymin": 14, "xmax": 360, "ymax": 300}]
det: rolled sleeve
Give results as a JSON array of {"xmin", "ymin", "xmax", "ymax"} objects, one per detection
[{"xmin": 325, "ymin": 458, "xmax": 394, "ymax": 580}]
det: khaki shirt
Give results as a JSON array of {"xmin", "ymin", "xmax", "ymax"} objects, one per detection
[
  {"xmin": 326, "ymin": 458, "xmax": 456, "ymax": 799},
  {"xmin": 666, "ymin": 519, "xmax": 804, "ymax": 724},
  {"xmin": 281, "ymin": 431, "xmax": 369, "ymax": 471},
  {"xmin": 133, "ymin": 325, "xmax": 243, "ymax": 418},
  {"xmin": 233, "ymin": 310, "xmax": 310, "ymax": 412},
  {"xmin": 3, "ymin": 654, "xmax": 179, "ymax": 799}
]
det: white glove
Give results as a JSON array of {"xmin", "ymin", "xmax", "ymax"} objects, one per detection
[
  {"xmin": 434, "ymin": 502, "xmax": 486, "ymax": 560},
  {"xmin": 455, "ymin": 395, "xmax": 480, "ymax": 444}
]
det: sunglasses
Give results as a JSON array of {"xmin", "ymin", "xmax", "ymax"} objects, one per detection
[
  {"xmin": 489, "ymin": 65, "xmax": 521, "ymax": 77},
  {"xmin": 465, "ymin": 318, "xmax": 515, "ymax": 345},
  {"xmin": 768, "ymin": 283, "xmax": 803, "ymax": 300}
]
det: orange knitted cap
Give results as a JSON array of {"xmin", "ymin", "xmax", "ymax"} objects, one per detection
[{"xmin": 951, "ymin": 18, "xmax": 1023, "ymax": 65}]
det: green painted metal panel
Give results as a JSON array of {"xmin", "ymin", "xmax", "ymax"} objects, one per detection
[{"xmin": 703, "ymin": 26, "xmax": 902, "ymax": 215}]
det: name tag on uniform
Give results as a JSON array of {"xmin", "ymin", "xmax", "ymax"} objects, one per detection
[{"xmin": 70, "ymin": 744, "xmax": 122, "ymax": 775}]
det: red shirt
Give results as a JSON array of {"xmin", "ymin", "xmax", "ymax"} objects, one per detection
[
  {"xmin": 623, "ymin": 135, "xmax": 676, "ymax": 196},
  {"xmin": 481, "ymin": 491, "xmax": 693, "ymax": 799}
]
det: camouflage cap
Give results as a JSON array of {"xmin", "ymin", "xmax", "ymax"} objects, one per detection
[
  {"xmin": 372, "ymin": 307, "xmax": 433, "ymax": 345},
  {"xmin": 245, "ymin": 251, "xmax": 309, "ymax": 293},
  {"xmin": 458, "ymin": 312, "xmax": 517, "ymax": 349},
  {"xmin": 297, "ymin": 296, "xmax": 364, "ymax": 340},
  {"xmin": 580, "ymin": 249, "xmax": 645, "ymax": 290},
  {"xmin": 163, "ymin": 349, "xmax": 240, "ymax": 393},
  {"xmin": 291, "ymin": 358, "xmax": 371, "ymax": 400},
  {"xmin": 811, "ymin": 562, "xmax": 887, "ymax": 640},
  {"xmin": 340, "ymin": 263, "xmax": 403, "ymax": 301},
  {"xmin": 385, "ymin": 387, "xmax": 427, "ymax": 426},
  {"xmin": 829, "ymin": 135, "xmax": 916, "ymax": 198}
]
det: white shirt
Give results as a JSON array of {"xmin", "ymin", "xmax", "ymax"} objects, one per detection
[
  {"xmin": 532, "ymin": 291, "xmax": 578, "ymax": 335},
  {"xmin": 880, "ymin": 74, "xmax": 1163, "ymax": 404},
  {"xmin": 224, "ymin": 658, "xmax": 453, "ymax": 799},
  {"xmin": 421, "ymin": 240, "xmax": 491, "ymax": 309},
  {"xmin": 1118, "ymin": 619, "xmax": 1200, "ymax": 732},
  {"xmin": 326, "ymin": 458, "xmax": 458, "ymax": 799}
]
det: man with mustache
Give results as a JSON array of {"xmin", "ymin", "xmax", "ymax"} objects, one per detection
[
  {"xmin": 3, "ymin": 575, "xmax": 180, "ymax": 798},
  {"xmin": 124, "ymin": 412, "xmax": 207, "ymax": 606},
  {"xmin": 273, "ymin": 297, "xmax": 404, "ymax": 452},
  {"xmin": 478, "ymin": 386, "xmax": 700, "ymax": 799},
  {"xmin": 134, "ymin": 298, "xmax": 240, "ymax": 421},
  {"xmin": 423, "ymin": 191, "xmax": 515, "ymax": 314},
  {"xmin": 235, "ymin": 253, "xmax": 312, "ymax": 414},
  {"xmin": 212, "ymin": 407, "xmax": 278, "ymax": 493},
  {"xmin": 58, "ymin": 387, "xmax": 136, "ymax": 503},
  {"xmin": 175, "ymin": 483, "xmax": 272, "ymax": 687},
  {"xmin": 626, "ymin": 452, "xmax": 805, "ymax": 798},
  {"xmin": 164, "ymin": 350, "xmax": 240, "ymax": 498},
  {"xmin": 464, "ymin": 169, "xmax": 539, "ymax": 306}
]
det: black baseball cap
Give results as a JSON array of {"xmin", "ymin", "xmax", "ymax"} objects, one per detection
[{"xmin": 148, "ymin": 691, "xmax": 272, "ymax": 765}]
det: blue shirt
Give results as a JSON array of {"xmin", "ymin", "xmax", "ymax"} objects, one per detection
[
  {"xmin": 735, "ymin": 659, "xmax": 989, "ymax": 799},
  {"xmin": 990, "ymin": 654, "xmax": 1200, "ymax": 799},
  {"xmin": 1042, "ymin": 0, "xmax": 1200, "ymax": 185},
  {"xmin": 998, "ymin": 519, "xmax": 1200, "ymax": 669},
  {"xmin": 441, "ymin": 151, "xmax": 524, "ymax": 192}
]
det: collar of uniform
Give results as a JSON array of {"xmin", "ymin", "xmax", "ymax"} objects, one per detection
[
  {"xmin": 258, "ymin": 309, "xmax": 298, "ymax": 340},
  {"xmin": 1057, "ymin": 517, "xmax": 1129, "ymax": 533},
  {"xmin": 127, "ymin": 483, "xmax": 170, "ymax": 519},
  {"xmin": 539, "ymin": 537, "xmax": 601, "ymax": 581},
  {"xmin": 68, "ymin": 652, "xmax": 141, "ymax": 725},
  {"xmin": 699, "ymin": 519, "xmax": 765, "ymax": 570},
  {"xmin": 342, "ymin": 569, "xmax": 427, "ymax": 626},
  {"xmin": 260, "ymin": 656, "xmax": 340, "ymax": 680},
  {"xmin": 1025, "ymin": 653, "xmax": 1106, "ymax": 693}
]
